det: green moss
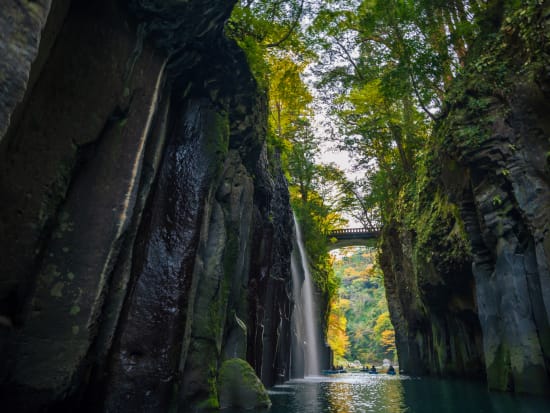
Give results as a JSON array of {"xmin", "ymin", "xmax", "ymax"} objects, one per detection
[
  {"xmin": 486, "ymin": 343, "xmax": 513, "ymax": 392},
  {"xmin": 218, "ymin": 358, "xmax": 271, "ymax": 409},
  {"xmin": 198, "ymin": 368, "xmax": 220, "ymax": 410},
  {"xmin": 50, "ymin": 281, "xmax": 64, "ymax": 297},
  {"xmin": 117, "ymin": 117, "xmax": 128, "ymax": 128},
  {"xmin": 41, "ymin": 264, "xmax": 61, "ymax": 286},
  {"xmin": 53, "ymin": 210, "xmax": 75, "ymax": 239},
  {"xmin": 394, "ymin": 151, "xmax": 471, "ymax": 277},
  {"xmin": 439, "ymin": 0, "xmax": 549, "ymax": 155},
  {"xmin": 205, "ymin": 111, "xmax": 230, "ymax": 163}
]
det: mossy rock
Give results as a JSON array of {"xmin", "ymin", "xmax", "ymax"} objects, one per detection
[{"xmin": 218, "ymin": 358, "xmax": 271, "ymax": 410}]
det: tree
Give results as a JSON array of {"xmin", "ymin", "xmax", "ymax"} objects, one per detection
[
  {"xmin": 306, "ymin": 0, "xmax": 489, "ymax": 221},
  {"xmin": 229, "ymin": 1, "xmax": 347, "ymax": 303},
  {"xmin": 327, "ymin": 297, "xmax": 351, "ymax": 360},
  {"xmin": 331, "ymin": 248, "xmax": 395, "ymax": 363}
]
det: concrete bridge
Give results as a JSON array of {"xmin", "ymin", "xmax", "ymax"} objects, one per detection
[{"xmin": 327, "ymin": 227, "xmax": 381, "ymax": 250}]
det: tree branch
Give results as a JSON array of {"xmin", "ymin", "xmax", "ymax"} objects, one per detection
[
  {"xmin": 408, "ymin": 73, "xmax": 438, "ymax": 121},
  {"xmin": 266, "ymin": 0, "xmax": 304, "ymax": 48},
  {"xmin": 334, "ymin": 38, "xmax": 364, "ymax": 81}
]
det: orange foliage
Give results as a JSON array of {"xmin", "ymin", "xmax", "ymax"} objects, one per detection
[
  {"xmin": 381, "ymin": 330, "xmax": 396, "ymax": 353},
  {"xmin": 327, "ymin": 298, "xmax": 350, "ymax": 358}
]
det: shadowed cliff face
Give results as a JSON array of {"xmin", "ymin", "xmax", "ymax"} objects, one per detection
[
  {"xmin": 0, "ymin": 0, "xmax": 292, "ymax": 411},
  {"xmin": 381, "ymin": 3, "xmax": 550, "ymax": 396},
  {"xmin": 437, "ymin": 3, "xmax": 550, "ymax": 395},
  {"xmin": 443, "ymin": 77, "xmax": 550, "ymax": 395},
  {"xmin": 380, "ymin": 215, "xmax": 484, "ymax": 380}
]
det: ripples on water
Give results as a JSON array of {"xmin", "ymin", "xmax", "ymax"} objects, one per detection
[{"xmin": 222, "ymin": 373, "xmax": 550, "ymax": 413}]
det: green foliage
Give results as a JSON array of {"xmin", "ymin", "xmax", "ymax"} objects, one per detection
[
  {"xmin": 228, "ymin": 1, "xmax": 348, "ymax": 305},
  {"xmin": 440, "ymin": 0, "xmax": 549, "ymax": 154},
  {"xmin": 388, "ymin": 148, "xmax": 472, "ymax": 275},
  {"xmin": 229, "ymin": 1, "xmax": 550, "ymax": 371},
  {"xmin": 330, "ymin": 248, "xmax": 396, "ymax": 364},
  {"xmin": 502, "ymin": 0, "xmax": 548, "ymax": 62},
  {"xmin": 228, "ymin": 0, "xmax": 315, "ymax": 155},
  {"xmin": 292, "ymin": 195, "xmax": 340, "ymax": 300},
  {"xmin": 306, "ymin": 0, "xmax": 474, "ymax": 224}
]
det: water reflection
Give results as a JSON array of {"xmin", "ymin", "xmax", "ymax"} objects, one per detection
[
  {"xmin": 323, "ymin": 376, "xmax": 405, "ymax": 413},
  {"xmin": 223, "ymin": 373, "xmax": 550, "ymax": 413},
  {"xmin": 401, "ymin": 377, "xmax": 550, "ymax": 413},
  {"xmin": 325, "ymin": 382, "xmax": 353, "ymax": 412}
]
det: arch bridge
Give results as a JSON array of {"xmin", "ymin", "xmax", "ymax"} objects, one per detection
[{"xmin": 327, "ymin": 226, "xmax": 381, "ymax": 250}]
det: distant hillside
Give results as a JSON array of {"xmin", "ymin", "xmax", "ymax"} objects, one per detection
[{"xmin": 329, "ymin": 247, "xmax": 395, "ymax": 366}]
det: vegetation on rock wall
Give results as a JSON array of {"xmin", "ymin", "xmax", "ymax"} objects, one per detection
[
  {"xmin": 433, "ymin": 0, "xmax": 550, "ymax": 394},
  {"xmin": 1, "ymin": 1, "xmax": 549, "ymax": 409},
  {"xmin": 301, "ymin": 0, "xmax": 550, "ymax": 392},
  {"xmin": 229, "ymin": 1, "xmax": 346, "ymax": 305},
  {"xmin": 229, "ymin": 0, "xmax": 550, "ymax": 393},
  {"xmin": 0, "ymin": 0, "xmax": 298, "ymax": 409}
]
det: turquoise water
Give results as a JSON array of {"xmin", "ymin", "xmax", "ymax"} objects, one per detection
[{"xmin": 224, "ymin": 373, "xmax": 550, "ymax": 413}]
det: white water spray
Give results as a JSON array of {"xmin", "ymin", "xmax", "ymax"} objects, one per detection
[{"xmin": 291, "ymin": 214, "xmax": 321, "ymax": 376}]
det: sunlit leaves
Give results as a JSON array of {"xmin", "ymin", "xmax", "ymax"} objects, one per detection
[
  {"xmin": 229, "ymin": 1, "xmax": 351, "ymax": 302},
  {"xmin": 305, "ymin": 0, "xmax": 483, "ymax": 224},
  {"xmin": 331, "ymin": 248, "xmax": 395, "ymax": 363},
  {"xmin": 328, "ymin": 297, "xmax": 351, "ymax": 359},
  {"xmin": 228, "ymin": 0, "xmax": 311, "ymax": 57},
  {"xmin": 380, "ymin": 330, "xmax": 397, "ymax": 353}
]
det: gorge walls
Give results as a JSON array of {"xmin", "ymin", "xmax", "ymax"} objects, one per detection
[
  {"xmin": 380, "ymin": 189, "xmax": 485, "ymax": 380},
  {"xmin": 0, "ymin": 0, "xmax": 293, "ymax": 411},
  {"xmin": 438, "ymin": 1, "xmax": 550, "ymax": 395},
  {"xmin": 381, "ymin": 1, "xmax": 550, "ymax": 396}
]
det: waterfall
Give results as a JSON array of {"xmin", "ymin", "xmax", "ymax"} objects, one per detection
[{"xmin": 291, "ymin": 214, "xmax": 321, "ymax": 376}]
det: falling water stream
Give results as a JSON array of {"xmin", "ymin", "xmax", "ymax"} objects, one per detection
[
  {"xmin": 242, "ymin": 215, "xmax": 550, "ymax": 413},
  {"xmin": 291, "ymin": 214, "xmax": 321, "ymax": 376}
]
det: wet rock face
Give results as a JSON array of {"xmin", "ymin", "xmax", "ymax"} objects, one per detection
[
  {"xmin": 0, "ymin": 0, "xmax": 293, "ymax": 411},
  {"xmin": 0, "ymin": 0, "xmax": 53, "ymax": 142},
  {"xmin": 380, "ymin": 221, "xmax": 485, "ymax": 379},
  {"xmin": 381, "ymin": 4, "xmax": 550, "ymax": 396},
  {"xmin": 442, "ymin": 79, "xmax": 550, "ymax": 395},
  {"xmin": 436, "ymin": 5, "xmax": 550, "ymax": 393},
  {"xmin": 103, "ymin": 97, "xmax": 228, "ymax": 411}
]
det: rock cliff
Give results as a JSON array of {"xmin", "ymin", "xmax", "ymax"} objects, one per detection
[
  {"xmin": 0, "ymin": 0, "xmax": 293, "ymax": 411},
  {"xmin": 380, "ymin": 186, "xmax": 485, "ymax": 380},
  {"xmin": 381, "ymin": 1, "xmax": 550, "ymax": 395}
]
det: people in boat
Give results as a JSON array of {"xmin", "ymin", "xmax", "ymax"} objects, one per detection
[
  {"xmin": 387, "ymin": 365, "xmax": 395, "ymax": 374},
  {"xmin": 369, "ymin": 365, "xmax": 377, "ymax": 373}
]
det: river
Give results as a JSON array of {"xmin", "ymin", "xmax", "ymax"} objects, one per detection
[{"xmin": 223, "ymin": 373, "xmax": 550, "ymax": 413}]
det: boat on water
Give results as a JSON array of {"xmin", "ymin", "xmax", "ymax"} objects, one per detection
[
  {"xmin": 321, "ymin": 369, "xmax": 347, "ymax": 375},
  {"xmin": 361, "ymin": 364, "xmax": 398, "ymax": 375},
  {"xmin": 361, "ymin": 366, "xmax": 379, "ymax": 374}
]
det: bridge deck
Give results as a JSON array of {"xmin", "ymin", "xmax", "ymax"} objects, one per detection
[
  {"xmin": 327, "ymin": 227, "xmax": 381, "ymax": 249},
  {"xmin": 328, "ymin": 227, "xmax": 381, "ymax": 238}
]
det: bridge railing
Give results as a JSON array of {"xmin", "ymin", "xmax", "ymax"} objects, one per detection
[{"xmin": 328, "ymin": 226, "xmax": 382, "ymax": 236}]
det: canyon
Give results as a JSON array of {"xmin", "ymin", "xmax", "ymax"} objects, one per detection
[{"xmin": 1, "ymin": 0, "xmax": 549, "ymax": 411}]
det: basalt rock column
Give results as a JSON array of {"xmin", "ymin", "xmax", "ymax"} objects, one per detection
[
  {"xmin": 441, "ymin": 78, "xmax": 550, "ymax": 395},
  {"xmin": 381, "ymin": 2, "xmax": 550, "ymax": 396},
  {"xmin": 0, "ymin": 1, "xmax": 169, "ymax": 408},
  {"xmin": 438, "ymin": 3, "xmax": 550, "ymax": 394},
  {"xmin": 0, "ymin": 0, "xmax": 294, "ymax": 410}
]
